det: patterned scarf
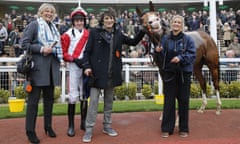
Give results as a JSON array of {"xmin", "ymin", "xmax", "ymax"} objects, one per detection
[{"xmin": 37, "ymin": 17, "xmax": 63, "ymax": 62}]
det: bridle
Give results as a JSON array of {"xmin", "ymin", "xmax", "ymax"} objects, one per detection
[{"xmin": 141, "ymin": 16, "xmax": 165, "ymax": 66}]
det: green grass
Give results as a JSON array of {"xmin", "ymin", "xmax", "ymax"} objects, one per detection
[{"xmin": 0, "ymin": 99, "xmax": 240, "ymax": 119}]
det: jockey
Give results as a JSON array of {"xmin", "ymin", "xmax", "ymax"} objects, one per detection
[{"xmin": 61, "ymin": 6, "xmax": 89, "ymax": 137}]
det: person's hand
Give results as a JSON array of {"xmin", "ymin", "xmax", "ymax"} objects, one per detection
[
  {"xmin": 14, "ymin": 44, "xmax": 21, "ymax": 48},
  {"xmin": 229, "ymin": 63, "xmax": 236, "ymax": 67},
  {"xmin": 155, "ymin": 46, "xmax": 163, "ymax": 52},
  {"xmin": 84, "ymin": 68, "xmax": 92, "ymax": 76},
  {"xmin": 60, "ymin": 61, "xmax": 65, "ymax": 67},
  {"xmin": 170, "ymin": 56, "xmax": 180, "ymax": 63},
  {"xmin": 42, "ymin": 46, "xmax": 53, "ymax": 56}
]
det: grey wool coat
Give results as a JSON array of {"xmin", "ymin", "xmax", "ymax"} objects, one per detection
[{"xmin": 21, "ymin": 20, "xmax": 61, "ymax": 86}]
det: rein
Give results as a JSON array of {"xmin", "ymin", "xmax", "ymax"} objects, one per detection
[{"xmin": 144, "ymin": 25, "xmax": 163, "ymax": 66}]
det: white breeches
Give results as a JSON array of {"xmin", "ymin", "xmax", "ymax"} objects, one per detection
[{"xmin": 68, "ymin": 63, "xmax": 83, "ymax": 104}]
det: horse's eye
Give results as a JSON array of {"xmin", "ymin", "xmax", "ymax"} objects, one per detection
[
  {"xmin": 156, "ymin": 18, "xmax": 159, "ymax": 21},
  {"xmin": 148, "ymin": 21, "xmax": 153, "ymax": 25}
]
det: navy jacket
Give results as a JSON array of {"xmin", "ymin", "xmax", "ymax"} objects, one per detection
[{"xmin": 160, "ymin": 32, "xmax": 196, "ymax": 73}]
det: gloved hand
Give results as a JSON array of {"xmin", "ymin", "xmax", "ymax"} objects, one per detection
[{"xmin": 73, "ymin": 58, "xmax": 84, "ymax": 68}]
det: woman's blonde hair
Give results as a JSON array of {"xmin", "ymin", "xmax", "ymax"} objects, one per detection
[
  {"xmin": 37, "ymin": 3, "xmax": 56, "ymax": 19},
  {"xmin": 170, "ymin": 15, "xmax": 185, "ymax": 32}
]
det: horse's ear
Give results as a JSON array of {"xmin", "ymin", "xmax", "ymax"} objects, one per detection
[
  {"xmin": 136, "ymin": 7, "xmax": 142, "ymax": 17},
  {"xmin": 149, "ymin": 0, "xmax": 155, "ymax": 11}
]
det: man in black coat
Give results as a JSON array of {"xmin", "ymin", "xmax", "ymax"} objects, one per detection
[{"xmin": 82, "ymin": 7, "xmax": 145, "ymax": 143}]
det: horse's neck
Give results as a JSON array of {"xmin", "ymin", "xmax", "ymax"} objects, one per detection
[
  {"xmin": 146, "ymin": 27, "xmax": 170, "ymax": 46},
  {"xmin": 157, "ymin": 30, "xmax": 170, "ymax": 45}
]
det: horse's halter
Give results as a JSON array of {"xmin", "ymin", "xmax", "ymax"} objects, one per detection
[
  {"xmin": 143, "ymin": 13, "xmax": 162, "ymax": 34},
  {"xmin": 140, "ymin": 13, "xmax": 166, "ymax": 66}
]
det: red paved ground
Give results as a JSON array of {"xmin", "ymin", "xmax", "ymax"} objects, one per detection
[{"xmin": 0, "ymin": 110, "xmax": 240, "ymax": 144}]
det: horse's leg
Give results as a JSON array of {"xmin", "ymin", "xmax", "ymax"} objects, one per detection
[
  {"xmin": 215, "ymin": 90, "xmax": 222, "ymax": 115},
  {"xmin": 159, "ymin": 109, "xmax": 179, "ymax": 127},
  {"xmin": 175, "ymin": 111, "xmax": 179, "ymax": 127},
  {"xmin": 194, "ymin": 65, "xmax": 207, "ymax": 113},
  {"xmin": 209, "ymin": 66, "xmax": 222, "ymax": 115},
  {"xmin": 158, "ymin": 70, "xmax": 164, "ymax": 121},
  {"xmin": 159, "ymin": 112, "xmax": 163, "ymax": 120}
]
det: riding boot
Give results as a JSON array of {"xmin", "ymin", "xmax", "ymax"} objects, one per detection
[
  {"xmin": 43, "ymin": 95, "xmax": 56, "ymax": 137},
  {"xmin": 80, "ymin": 100, "xmax": 88, "ymax": 131},
  {"xmin": 26, "ymin": 131, "xmax": 40, "ymax": 143},
  {"xmin": 67, "ymin": 104, "xmax": 75, "ymax": 137}
]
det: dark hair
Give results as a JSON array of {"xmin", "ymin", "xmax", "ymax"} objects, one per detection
[
  {"xmin": 71, "ymin": 13, "xmax": 87, "ymax": 37},
  {"xmin": 72, "ymin": 13, "xmax": 87, "ymax": 26},
  {"xmin": 100, "ymin": 7, "xmax": 116, "ymax": 25}
]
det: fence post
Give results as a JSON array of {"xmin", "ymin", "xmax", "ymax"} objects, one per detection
[
  {"xmin": 125, "ymin": 64, "xmax": 130, "ymax": 86},
  {"xmin": 158, "ymin": 73, "xmax": 163, "ymax": 94},
  {"xmin": 61, "ymin": 66, "xmax": 66, "ymax": 103}
]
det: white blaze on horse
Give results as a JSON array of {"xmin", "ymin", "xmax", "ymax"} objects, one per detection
[{"xmin": 136, "ymin": 1, "xmax": 222, "ymax": 115}]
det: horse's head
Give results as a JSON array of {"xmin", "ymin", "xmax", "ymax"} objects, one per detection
[{"xmin": 136, "ymin": 1, "xmax": 165, "ymax": 46}]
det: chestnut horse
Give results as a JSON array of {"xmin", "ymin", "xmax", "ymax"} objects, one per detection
[{"xmin": 136, "ymin": 1, "xmax": 221, "ymax": 115}]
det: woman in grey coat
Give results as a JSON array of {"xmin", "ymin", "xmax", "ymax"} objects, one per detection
[{"xmin": 21, "ymin": 3, "xmax": 64, "ymax": 144}]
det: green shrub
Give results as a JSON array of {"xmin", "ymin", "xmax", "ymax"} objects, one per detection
[
  {"xmin": 114, "ymin": 82, "xmax": 137, "ymax": 100},
  {"xmin": 227, "ymin": 81, "xmax": 240, "ymax": 98},
  {"xmin": 154, "ymin": 81, "xmax": 159, "ymax": 94},
  {"xmin": 206, "ymin": 83, "xmax": 213, "ymax": 97},
  {"xmin": 190, "ymin": 83, "xmax": 212, "ymax": 98},
  {"xmin": 114, "ymin": 83, "xmax": 127, "ymax": 100},
  {"xmin": 54, "ymin": 86, "xmax": 61, "ymax": 102},
  {"xmin": 127, "ymin": 82, "xmax": 137, "ymax": 100},
  {"xmin": 190, "ymin": 83, "xmax": 201, "ymax": 98},
  {"xmin": 141, "ymin": 84, "xmax": 152, "ymax": 99},
  {"xmin": 14, "ymin": 85, "xmax": 61, "ymax": 102},
  {"xmin": 219, "ymin": 81, "xmax": 229, "ymax": 98},
  {"xmin": 14, "ymin": 85, "xmax": 27, "ymax": 99},
  {"xmin": 0, "ymin": 89, "xmax": 10, "ymax": 103}
]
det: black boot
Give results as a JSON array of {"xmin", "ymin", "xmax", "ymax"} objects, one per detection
[
  {"xmin": 80, "ymin": 100, "xmax": 88, "ymax": 131},
  {"xmin": 43, "ymin": 93, "xmax": 56, "ymax": 138},
  {"xmin": 67, "ymin": 104, "xmax": 75, "ymax": 137},
  {"xmin": 44, "ymin": 127, "xmax": 56, "ymax": 137},
  {"xmin": 26, "ymin": 131, "xmax": 40, "ymax": 144}
]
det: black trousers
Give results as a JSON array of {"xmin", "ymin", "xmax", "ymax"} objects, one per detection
[
  {"xmin": 0, "ymin": 41, "xmax": 4, "ymax": 53},
  {"xmin": 25, "ymin": 86, "xmax": 54, "ymax": 131},
  {"xmin": 161, "ymin": 71, "xmax": 191, "ymax": 133}
]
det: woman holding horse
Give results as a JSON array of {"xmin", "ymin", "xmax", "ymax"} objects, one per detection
[{"xmin": 156, "ymin": 15, "xmax": 196, "ymax": 138}]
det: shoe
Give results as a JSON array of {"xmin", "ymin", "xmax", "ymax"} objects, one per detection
[
  {"xmin": 67, "ymin": 127, "xmax": 75, "ymax": 137},
  {"xmin": 102, "ymin": 128, "xmax": 118, "ymax": 136},
  {"xmin": 44, "ymin": 127, "xmax": 56, "ymax": 137},
  {"xmin": 161, "ymin": 132, "xmax": 169, "ymax": 138},
  {"xmin": 179, "ymin": 132, "xmax": 188, "ymax": 138},
  {"xmin": 82, "ymin": 131, "xmax": 92, "ymax": 143},
  {"xmin": 26, "ymin": 131, "xmax": 40, "ymax": 144}
]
